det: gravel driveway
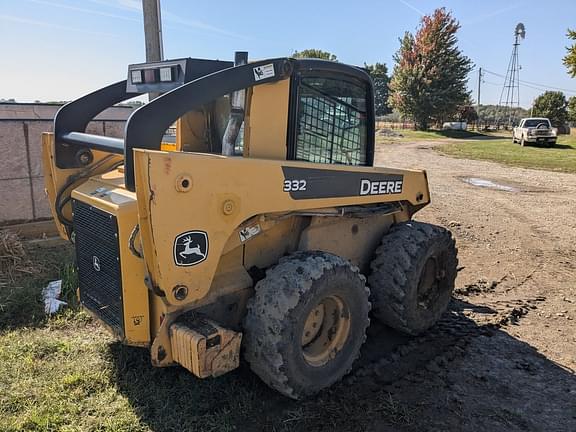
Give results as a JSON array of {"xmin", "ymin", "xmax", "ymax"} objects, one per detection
[{"xmin": 362, "ymin": 140, "xmax": 576, "ymax": 431}]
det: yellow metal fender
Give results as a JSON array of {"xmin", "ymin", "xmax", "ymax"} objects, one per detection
[{"xmin": 133, "ymin": 149, "xmax": 430, "ymax": 307}]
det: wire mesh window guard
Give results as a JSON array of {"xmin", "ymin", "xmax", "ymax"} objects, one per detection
[{"xmin": 295, "ymin": 77, "xmax": 368, "ymax": 165}]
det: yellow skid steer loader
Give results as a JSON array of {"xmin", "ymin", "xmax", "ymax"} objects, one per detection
[{"xmin": 43, "ymin": 52, "xmax": 457, "ymax": 399}]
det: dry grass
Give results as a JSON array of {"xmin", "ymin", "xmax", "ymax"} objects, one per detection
[
  {"xmin": 0, "ymin": 236, "xmax": 74, "ymax": 329},
  {"xmin": 0, "ymin": 230, "xmax": 39, "ymax": 284}
]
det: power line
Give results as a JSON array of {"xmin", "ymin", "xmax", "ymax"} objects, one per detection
[
  {"xmin": 483, "ymin": 68, "xmax": 576, "ymax": 94},
  {"xmin": 517, "ymin": 79, "xmax": 576, "ymax": 94},
  {"xmin": 483, "ymin": 69, "xmax": 506, "ymax": 78}
]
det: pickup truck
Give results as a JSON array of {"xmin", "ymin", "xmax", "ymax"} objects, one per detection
[{"xmin": 512, "ymin": 118, "xmax": 557, "ymax": 147}]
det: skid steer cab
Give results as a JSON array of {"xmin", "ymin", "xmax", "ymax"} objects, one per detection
[{"xmin": 43, "ymin": 52, "xmax": 457, "ymax": 399}]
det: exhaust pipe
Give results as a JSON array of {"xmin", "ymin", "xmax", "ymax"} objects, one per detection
[{"xmin": 222, "ymin": 51, "xmax": 248, "ymax": 156}]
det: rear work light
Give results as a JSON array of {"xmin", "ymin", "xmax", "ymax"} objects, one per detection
[
  {"xmin": 159, "ymin": 66, "xmax": 175, "ymax": 82},
  {"xmin": 131, "ymin": 70, "xmax": 143, "ymax": 84}
]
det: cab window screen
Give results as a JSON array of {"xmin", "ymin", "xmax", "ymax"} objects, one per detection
[{"xmin": 295, "ymin": 77, "xmax": 368, "ymax": 165}]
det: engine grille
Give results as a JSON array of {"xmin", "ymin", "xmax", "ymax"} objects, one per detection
[{"xmin": 73, "ymin": 200, "xmax": 124, "ymax": 337}]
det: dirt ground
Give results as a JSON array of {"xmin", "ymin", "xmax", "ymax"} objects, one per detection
[
  {"xmin": 111, "ymin": 140, "xmax": 576, "ymax": 431},
  {"xmin": 360, "ymin": 139, "xmax": 576, "ymax": 431}
]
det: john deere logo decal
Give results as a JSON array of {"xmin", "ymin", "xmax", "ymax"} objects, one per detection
[
  {"xmin": 173, "ymin": 231, "xmax": 208, "ymax": 266},
  {"xmin": 92, "ymin": 255, "xmax": 101, "ymax": 272}
]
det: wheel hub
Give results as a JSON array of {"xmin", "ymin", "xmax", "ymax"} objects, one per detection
[
  {"xmin": 301, "ymin": 295, "xmax": 350, "ymax": 367},
  {"xmin": 417, "ymin": 254, "xmax": 446, "ymax": 309}
]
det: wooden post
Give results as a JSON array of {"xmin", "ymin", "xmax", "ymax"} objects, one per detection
[{"xmin": 142, "ymin": 0, "xmax": 163, "ymax": 99}]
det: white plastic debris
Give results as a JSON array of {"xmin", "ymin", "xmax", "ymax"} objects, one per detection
[{"xmin": 42, "ymin": 280, "xmax": 67, "ymax": 314}]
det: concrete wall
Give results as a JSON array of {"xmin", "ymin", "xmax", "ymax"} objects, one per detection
[{"xmin": 0, "ymin": 103, "xmax": 133, "ymax": 224}]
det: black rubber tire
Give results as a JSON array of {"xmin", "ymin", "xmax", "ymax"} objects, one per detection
[
  {"xmin": 368, "ymin": 221, "xmax": 458, "ymax": 336},
  {"xmin": 243, "ymin": 251, "xmax": 370, "ymax": 399}
]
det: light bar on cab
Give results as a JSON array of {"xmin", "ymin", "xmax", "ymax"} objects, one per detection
[{"xmin": 126, "ymin": 58, "xmax": 234, "ymax": 93}]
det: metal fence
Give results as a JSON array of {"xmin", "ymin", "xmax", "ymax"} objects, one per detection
[{"xmin": 375, "ymin": 121, "xmax": 417, "ymax": 130}]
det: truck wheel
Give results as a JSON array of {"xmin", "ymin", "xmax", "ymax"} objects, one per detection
[
  {"xmin": 243, "ymin": 251, "xmax": 370, "ymax": 399},
  {"xmin": 368, "ymin": 221, "xmax": 457, "ymax": 335}
]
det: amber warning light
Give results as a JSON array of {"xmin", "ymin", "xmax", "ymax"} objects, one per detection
[{"xmin": 144, "ymin": 69, "xmax": 157, "ymax": 83}]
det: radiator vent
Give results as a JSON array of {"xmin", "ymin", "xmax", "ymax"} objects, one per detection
[{"xmin": 73, "ymin": 200, "xmax": 124, "ymax": 337}]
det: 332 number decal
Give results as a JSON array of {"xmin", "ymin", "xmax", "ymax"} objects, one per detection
[{"xmin": 283, "ymin": 179, "xmax": 307, "ymax": 192}]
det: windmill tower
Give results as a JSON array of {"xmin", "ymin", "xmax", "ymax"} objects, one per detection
[{"xmin": 497, "ymin": 23, "xmax": 525, "ymax": 129}]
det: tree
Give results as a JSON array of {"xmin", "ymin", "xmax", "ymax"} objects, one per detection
[
  {"xmin": 568, "ymin": 96, "xmax": 576, "ymax": 123},
  {"xmin": 389, "ymin": 8, "xmax": 472, "ymax": 130},
  {"xmin": 456, "ymin": 104, "xmax": 478, "ymax": 123},
  {"xmin": 292, "ymin": 49, "xmax": 337, "ymax": 61},
  {"xmin": 475, "ymin": 104, "xmax": 529, "ymax": 124},
  {"xmin": 531, "ymin": 91, "xmax": 568, "ymax": 127},
  {"xmin": 564, "ymin": 29, "xmax": 576, "ymax": 78},
  {"xmin": 364, "ymin": 63, "xmax": 391, "ymax": 116}
]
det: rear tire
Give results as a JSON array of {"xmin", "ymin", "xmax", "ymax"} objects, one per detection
[
  {"xmin": 368, "ymin": 221, "xmax": 457, "ymax": 335},
  {"xmin": 243, "ymin": 251, "xmax": 370, "ymax": 399}
]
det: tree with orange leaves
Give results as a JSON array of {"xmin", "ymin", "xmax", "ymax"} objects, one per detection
[{"xmin": 389, "ymin": 8, "xmax": 472, "ymax": 130}]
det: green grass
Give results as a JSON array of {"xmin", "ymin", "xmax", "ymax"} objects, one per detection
[
  {"xmin": 0, "ymin": 325, "xmax": 144, "ymax": 432},
  {"xmin": 0, "ymin": 242, "xmax": 76, "ymax": 330},
  {"xmin": 0, "ymin": 239, "xmax": 414, "ymax": 432},
  {"xmin": 0, "ymin": 322, "xmax": 413, "ymax": 432},
  {"xmin": 437, "ymin": 134, "xmax": 576, "ymax": 173},
  {"xmin": 375, "ymin": 128, "xmax": 498, "ymax": 145}
]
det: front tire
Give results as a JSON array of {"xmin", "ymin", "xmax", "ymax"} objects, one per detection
[
  {"xmin": 243, "ymin": 251, "xmax": 370, "ymax": 399},
  {"xmin": 368, "ymin": 221, "xmax": 457, "ymax": 335}
]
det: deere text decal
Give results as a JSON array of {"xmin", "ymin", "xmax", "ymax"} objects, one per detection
[{"xmin": 281, "ymin": 167, "xmax": 403, "ymax": 200}]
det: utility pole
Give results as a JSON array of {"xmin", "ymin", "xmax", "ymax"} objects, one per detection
[
  {"xmin": 142, "ymin": 0, "xmax": 163, "ymax": 99},
  {"xmin": 142, "ymin": 0, "xmax": 163, "ymax": 62},
  {"xmin": 477, "ymin": 67, "xmax": 482, "ymax": 107}
]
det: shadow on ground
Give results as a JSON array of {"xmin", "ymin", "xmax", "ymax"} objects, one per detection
[
  {"xmin": 442, "ymin": 130, "xmax": 505, "ymax": 140},
  {"xmin": 109, "ymin": 299, "xmax": 576, "ymax": 432},
  {"xmin": 522, "ymin": 143, "xmax": 574, "ymax": 150}
]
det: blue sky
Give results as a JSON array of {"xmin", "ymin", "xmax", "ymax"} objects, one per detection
[{"xmin": 1, "ymin": 0, "xmax": 575, "ymax": 107}]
